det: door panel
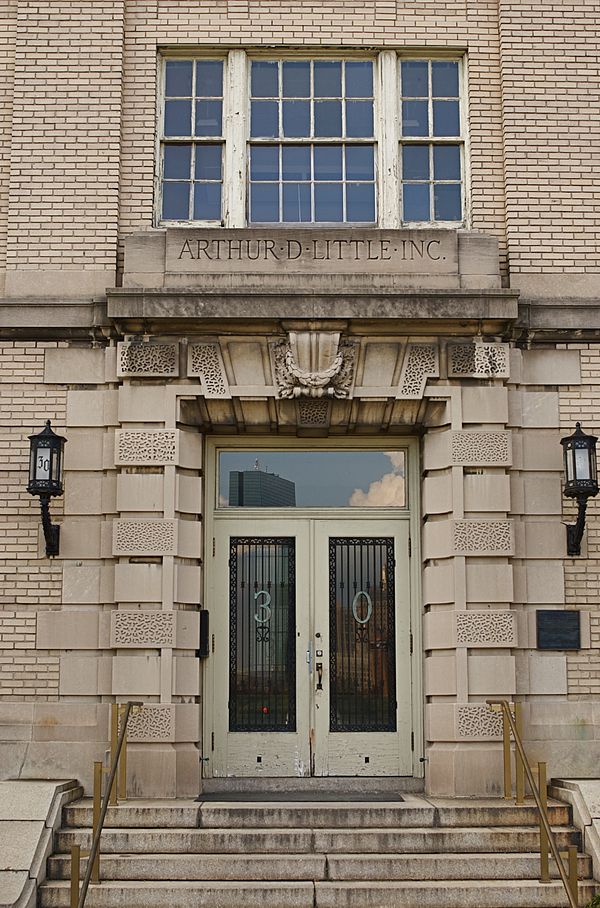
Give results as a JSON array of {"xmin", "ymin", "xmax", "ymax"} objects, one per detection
[
  {"xmin": 212, "ymin": 519, "xmax": 310, "ymax": 777},
  {"xmin": 313, "ymin": 520, "xmax": 412, "ymax": 776},
  {"xmin": 211, "ymin": 517, "xmax": 412, "ymax": 778},
  {"xmin": 229, "ymin": 536, "xmax": 297, "ymax": 733},
  {"xmin": 328, "ymin": 535, "xmax": 397, "ymax": 733}
]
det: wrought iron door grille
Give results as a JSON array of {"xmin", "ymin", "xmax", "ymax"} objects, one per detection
[
  {"xmin": 229, "ymin": 537, "xmax": 296, "ymax": 732},
  {"xmin": 329, "ymin": 537, "xmax": 397, "ymax": 732}
]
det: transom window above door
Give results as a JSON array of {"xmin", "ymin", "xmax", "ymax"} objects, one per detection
[
  {"xmin": 218, "ymin": 449, "xmax": 407, "ymax": 509},
  {"xmin": 158, "ymin": 51, "xmax": 466, "ymax": 228}
]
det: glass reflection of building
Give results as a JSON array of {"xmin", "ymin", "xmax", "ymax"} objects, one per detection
[{"xmin": 229, "ymin": 469, "xmax": 296, "ymax": 507}]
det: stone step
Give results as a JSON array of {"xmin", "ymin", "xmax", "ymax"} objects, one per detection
[
  {"xmin": 201, "ymin": 777, "xmax": 424, "ymax": 794},
  {"xmin": 62, "ymin": 800, "xmax": 570, "ymax": 830},
  {"xmin": 314, "ymin": 880, "xmax": 598, "ymax": 908},
  {"xmin": 39, "ymin": 880, "xmax": 314, "ymax": 908},
  {"xmin": 55, "ymin": 825, "xmax": 580, "ymax": 856},
  {"xmin": 47, "ymin": 851, "xmax": 593, "ymax": 882},
  {"xmin": 37, "ymin": 878, "xmax": 599, "ymax": 908}
]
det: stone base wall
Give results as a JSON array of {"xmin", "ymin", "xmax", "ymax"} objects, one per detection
[{"xmin": 1, "ymin": 336, "xmax": 600, "ymax": 797}]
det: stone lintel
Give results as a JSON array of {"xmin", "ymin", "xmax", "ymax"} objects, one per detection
[
  {"xmin": 517, "ymin": 300, "xmax": 600, "ymax": 338},
  {"xmin": 106, "ymin": 287, "xmax": 519, "ymax": 334},
  {"xmin": 0, "ymin": 300, "xmax": 110, "ymax": 340}
]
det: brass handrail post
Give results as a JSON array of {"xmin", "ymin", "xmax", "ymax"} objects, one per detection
[
  {"xmin": 538, "ymin": 761, "xmax": 550, "ymax": 882},
  {"xmin": 487, "ymin": 699, "xmax": 579, "ymax": 908},
  {"xmin": 109, "ymin": 704, "xmax": 119, "ymax": 806},
  {"xmin": 91, "ymin": 761, "xmax": 102, "ymax": 883},
  {"xmin": 118, "ymin": 704, "xmax": 128, "ymax": 801},
  {"xmin": 502, "ymin": 707, "xmax": 512, "ymax": 799},
  {"xmin": 70, "ymin": 845, "xmax": 80, "ymax": 908},
  {"xmin": 568, "ymin": 845, "xmax": 579, "ymax": 905},
  {"xmin": 514, "ymin": 701, "xmax": 525, "ymax": 805}
]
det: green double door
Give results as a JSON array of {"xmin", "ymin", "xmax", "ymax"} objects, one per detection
[{"xmin": 208, "ymin": 517, "xmax": 412, "ymax": 778}]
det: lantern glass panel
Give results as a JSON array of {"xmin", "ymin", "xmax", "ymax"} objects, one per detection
[
  {"xmin": 565, "ymin": 447, "xmax": 574, "ymax": 482},
  {"xmin": 36, "ymin": 443, "xmax": 51, "ymax": 481},
  {"xmin": 51, "ymin": 448, "xmax": 61, "ymax": 483},
  {"xmin": 29, "ymin": 448, "xmax": 36, "ymax": 485},
  {"xmin": 575, "ymin": 447, "xmax": 590, "ymax": 481}
]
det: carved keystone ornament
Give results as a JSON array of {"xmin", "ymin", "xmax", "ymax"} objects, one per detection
[{"xmin": 271, "ymin": 331, "xmax": 356, "ymax": 399}]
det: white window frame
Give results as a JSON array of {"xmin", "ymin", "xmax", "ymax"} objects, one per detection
[{"xmin": 156, "ymin": 49, "xmax": 468, "ymax": 229}]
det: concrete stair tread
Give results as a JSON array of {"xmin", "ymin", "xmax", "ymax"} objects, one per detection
[
  {"xmin": 38, "ymin": 877, "xmax": 599, "ymax": 908},
  {"xmin": 54, "ymin": 825, "xmax": 580, "ymax": 856},
  {"xmin": 46, "ymin": 850, "xmax": 593, "ymax": 882},
  {"xmin": 313, "ymin": 879, "xmax": 598, "ymax": 908},
  {"xmin": 63, "ymin": 799, "xmax": 570, "ymax": 830}
]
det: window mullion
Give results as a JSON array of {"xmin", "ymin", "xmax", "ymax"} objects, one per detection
[
  {"xmin": 377, "ymin": 50, "xmax": 400, "ymax": 228},
  {"xmin": 224, "ymin": 49, "xmax": 247, "ymax": 227}
]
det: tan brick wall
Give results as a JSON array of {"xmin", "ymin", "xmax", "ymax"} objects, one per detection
[
  {"xmin": 0, "ymin": 1, "xmax": 17, "ymax": 282},
  {"xmin": 117, "ymin": 0, "xmax": 507, "ymax": 272},
  {"xmin": 1, "ymin": 2, "xmax": 598, "ymax": 290},
  {"xmin": 0, "ymin": 341, "xmax": 66, "ymax": 607},
  {"xmin": 5, "ymin": 1, "xmax": 125, "ymax": 272},
  {"xmin": 499, "ymin": 1, "xmax": 600, "ymax": 277},
  {"xmin": 559, "ymin": 344, "xmax": 600, "ymax": 697},
  {"xmin": 0, "ymin": 611, "xmax": 59, "ymax": 699}
]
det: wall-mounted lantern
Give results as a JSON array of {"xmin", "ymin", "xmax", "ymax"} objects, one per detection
[
  {"xmin": 27, "ymin": 421, "xmax": 66, "ymax": 557},
  {"xmin": 560, "ymin": 422, "xmax": 598, "ymax": 556}
]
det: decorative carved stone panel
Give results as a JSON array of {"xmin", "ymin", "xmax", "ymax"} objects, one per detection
[
  {"xmin": 457, "ymin": 705, "xmax": 503, "ymax": 739},
  {"xmin": 448, "ymin": 343, "xmax": 509, "ymax": 379},
  {"xmin": 451, "ymin": 431, "xmax": 512, "ymax": 467},
  {"xmin": 187, "ymin": 343, "xmax": 230, "ymax": 397},
  {"xmin": 455, "ymin": 611, "xmax": 516, "ymax": 647},
  {"xmin": 124, "ymin": 705, "xmax": 176, "ymax": 743},
  {"xmin": 295, "ymin": 399, "xmax": 331, "ymax": 428},
  {"xmin": 115, "ymin": 430, "xmax": 177, "ymax": 465},
  {"xmin": 111, "ymin": 611, "xmax": 175, "ymax": 648},
  {"xmin": 397, "ymin": 344, "xmax": 439, "ymax": 399},
  {"xmin": 453, "ymin": 520, "xmax": 514, "ymax": 556},
  {"xmin": 270, "ymin": 332, "xmax": 357, "ymax": 399},
  {"xmin": 113, "ymin": 519, "xmax": 177, "ymax": 556},
  {"xmin": 118, "ymin": 342, "xmax": 179, "ymax": 378}
]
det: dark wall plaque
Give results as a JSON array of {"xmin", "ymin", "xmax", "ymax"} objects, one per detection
[{"xmin": 536, "ymin": 610, "xmax": 581, "ymax": 650}]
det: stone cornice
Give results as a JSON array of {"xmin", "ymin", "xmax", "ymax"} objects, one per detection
[{"xmin": 4, "ymin": 291, "xmax": 600, "ymax": 343}]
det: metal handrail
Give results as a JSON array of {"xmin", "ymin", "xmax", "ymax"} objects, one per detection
[
  {"xmin": 487, "ymin": 699, "xmax": 579, "ymax": 908},
  {"xmin": 71, "ymin": 701, "xmax": 142, "ymax": 908}
]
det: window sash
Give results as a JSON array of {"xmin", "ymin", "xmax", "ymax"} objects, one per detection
[{"xmin": 157, "ymin": 52, "xmax": 467, "ymax": 228}]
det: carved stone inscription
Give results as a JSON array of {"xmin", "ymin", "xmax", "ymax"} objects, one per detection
[{"xmin": 166, "ymin": 229, "xmax": 458, "ymax": 275}]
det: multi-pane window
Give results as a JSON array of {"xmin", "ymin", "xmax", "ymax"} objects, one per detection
[
  {"xmin": 400, "ymin": 60, "xmax": 463, "ymax": 223},
  {"xmin": 158, "ymin": 53, "xmax": 466, "ymax": 226},
  {"xmin": 161, "ymin": 59, "xmax": 224, "ymax": 221},
  {"xmin": 249, "ymin": 60, "xmax": 376, "ymax": 224}
]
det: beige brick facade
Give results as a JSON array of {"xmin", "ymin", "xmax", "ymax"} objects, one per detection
[
  {"xmin": 560, "ymin": 345, "xmax": 600, "ymax": 697},
  {"xmin": 0, "ymin": 1, "xmax": 599, "ymax": 798},
  {"xmin": 0, "ymin": 342, "xmax": 66, "ymax": 607},
  {"xmin": 0, "ymin": 611, "xmax": 59, "ymax": 699}
]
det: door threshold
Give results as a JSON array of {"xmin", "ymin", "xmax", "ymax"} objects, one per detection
[{"xmin": 201, "ymin": 777, "xmax": 424, "ymax": 796}]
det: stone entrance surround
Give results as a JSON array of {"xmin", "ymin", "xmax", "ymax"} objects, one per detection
[
  {"xmin": 21, "ymin": 328, "xmax": 591, "ymax": 798},
  {"xmin": 2, "ymin": 227, "xmax": 597, "ymax": 798}
]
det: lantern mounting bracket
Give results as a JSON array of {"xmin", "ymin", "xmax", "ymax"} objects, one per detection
[
  {"xmin": 565, "ymin": 494, "xmax": 589, "ymax": 557},
  {"xmin": 39, "ymin": 495, "xmax": 60, "ymax": 557}
]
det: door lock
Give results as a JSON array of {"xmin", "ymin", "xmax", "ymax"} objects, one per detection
[{"xmin": 316, "ymin": 662, "xmax": 323, "ymax": 690}]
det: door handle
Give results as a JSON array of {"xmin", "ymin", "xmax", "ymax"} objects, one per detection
[{"xmin": 316, "ymin": 662, "xmax": 323, "ymax": 690}]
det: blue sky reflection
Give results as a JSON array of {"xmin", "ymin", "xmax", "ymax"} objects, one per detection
[{"xmin": 219, "ymin": 450, "xmax": 406, "ymax": 508}]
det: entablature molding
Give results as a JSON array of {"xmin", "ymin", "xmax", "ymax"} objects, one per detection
[{"xmin": 105, "ymin": 288, "xmax": 518, "ymax": 336}]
